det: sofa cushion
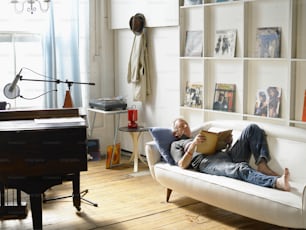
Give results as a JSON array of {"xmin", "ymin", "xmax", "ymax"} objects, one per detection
[{"xmin": 149, "ymin": 127, "xmax": 178, "ymax": 165}]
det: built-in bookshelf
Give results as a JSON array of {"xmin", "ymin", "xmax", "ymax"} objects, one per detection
[{"xmin": 179, "ymin": 0, "xmax": 306, "ymax": 129}]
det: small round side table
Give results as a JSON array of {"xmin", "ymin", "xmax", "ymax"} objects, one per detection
[{"xmin": 119, "ymin": 126, "xmax": 148, "ymax": 172}]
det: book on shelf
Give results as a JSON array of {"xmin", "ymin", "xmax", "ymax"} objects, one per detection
[
  {"xmin": 255, "ymin": 27, "xmax": 281, "ymax": 58},
  {"xmin": 254, "ymin": 86, "xmax": 281, "ymax": 118},
  {"xmin": 196, "ymin": 128, "xmax": 232, "ymax": 155},
  {"xmin": 184, "ymin": 0, "xmax": 202, "ymax": 6},
  {"xmin": 302, "ymin": 90, "xmax": 306, "ymax": 122},
  {"xmin": 213, "ymin": 83, "xmax": 236, "ymax": 112},
  {"xmin": 214, "ymin": 29, "xmax": 237, "ymax": 57},
  {"xmin": 184, "ymin": 31, "xmax": 203, "ymax": 57},
  {"xmin": 184, "ymin": 81, "xmax": 203, "ymax": 108}
]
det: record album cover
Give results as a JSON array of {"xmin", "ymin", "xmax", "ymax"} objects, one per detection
[
  {"xmin": 184, "ymin": 31, "xmax": 203, "ymax": 57},
  {"xmin": 213, "ymin": 83, "xmax": 236, "ymax": 112},
  {"xmin": 256, "ymin": 27, "xmax": 281, "ymax": 58},
  {"xmin": 184, "ymin": 81, "xmax": 203, "ymax": 108},
  {"xmin": 214, "ymin": 29, "xmax": 237, "ymax": 57}
]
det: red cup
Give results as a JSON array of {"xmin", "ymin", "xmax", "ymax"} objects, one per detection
[{"xmin": 128, "ymin": 109, "xmax": 138, "ymax": 128}]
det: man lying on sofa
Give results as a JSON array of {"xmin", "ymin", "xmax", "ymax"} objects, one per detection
[{"xmin": 170, "ymin": 118, "xmax": 290, "ymax": 191}]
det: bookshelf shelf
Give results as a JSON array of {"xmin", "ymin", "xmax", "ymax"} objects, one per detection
[{"xmin": 179, "ymin": 0, "xmax": 306, "ymax": 128}]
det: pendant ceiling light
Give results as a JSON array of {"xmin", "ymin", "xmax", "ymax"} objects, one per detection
[{"xmin": 10, "ymin": 0, "xmax": 51, "ymax": 14}]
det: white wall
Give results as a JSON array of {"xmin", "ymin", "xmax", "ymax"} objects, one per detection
[
  {"xmin": 111, "ymin": 0, "xmax": 181, "ymax": 151},
  {"xmin": 89, "ymin": 0, "xmax": 181, "ymax": 153},
  {"xmin": 114, "ymin": 27, "xmax": 181, "ymax": 151},
  {"xmin": 88, "ymin": 0, "xmax": 117, "ymax": 153}
]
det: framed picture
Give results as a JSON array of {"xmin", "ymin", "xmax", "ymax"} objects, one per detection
[
  {"xmin": 255, "ymin": 27, "xmax": 281, "ymax": 58},
  {"xmin": 184, "ymin": 82, "xmax": 203, "ymax": 108},
  {"xmin": 184, "ymin": 31, "xmax": 203, "ymax": 57},
  {"xmin": 214, "ymin": 29, "xmax": 237, "ymax": 57},
  {"xmin": 184, "ymin": 0, "xmax": 202, "ymax": 6}
]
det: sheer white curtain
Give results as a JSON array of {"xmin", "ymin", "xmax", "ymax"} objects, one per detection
[
  {"xmin": 0, "ymin": 2, "xmax": 48, "ymax": 108},
  {"xmin": 45, "ymin": 0, "xmax": 89, "ymax": 108}
]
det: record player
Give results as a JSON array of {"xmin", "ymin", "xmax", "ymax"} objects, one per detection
[{"xmin": 89, "ymin": 97, "xmax": 127, "ymax": 111}]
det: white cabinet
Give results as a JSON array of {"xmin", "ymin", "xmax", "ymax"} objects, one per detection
[{"xmin": 179, "ymin": 0, "xmax": 306, "ymax": 129}]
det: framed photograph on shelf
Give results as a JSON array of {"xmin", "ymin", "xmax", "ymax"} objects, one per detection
[
  {"xmin": 184, "ymin": 0, "xmax": 202, "ymax": 6},
  {"xmin": 184, "ymin": 81, "xmax": 203, "ymax": 109},
  {"xmin": 213, "ymin": 83, "xmax": 236, "ymax": 112},
  {"xmin": 255, "ymin": 27, "xmax": 281, "ymax": 58},
  {"xmin": 254, "ymin": 86, "xmax": 281, "ymax": 118},
  {"xmin": 184, "ymin": 31, "xmax": 203, "ymax": 57},
  {"xmin": 214, "ymin": 29, "xmax": 237, "ymax": 57}
]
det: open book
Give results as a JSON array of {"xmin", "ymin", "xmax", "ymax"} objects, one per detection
[{"xmin": 196, "ymin": 128, "xmax": 232, "ymax": 154}]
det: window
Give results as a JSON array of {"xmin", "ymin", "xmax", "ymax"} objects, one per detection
[
  {"xmin": 0, "ymin": 1, "xmax": 90, "ymax": 109},
  {"xmin": 0, "ymin": 32, "xmax": 45, "ymax": 108}
]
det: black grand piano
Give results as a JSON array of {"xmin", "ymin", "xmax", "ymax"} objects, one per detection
[{"xmin": 0, "ymin": 108, "xmax": 87, "ymax": 229}]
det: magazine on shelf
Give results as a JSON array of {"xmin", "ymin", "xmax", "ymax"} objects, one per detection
[
  {"xmin": 302, "ymin": 90, "xmax": 306, "ymax": 121},
  {"xmin": 255, "ymin": 27, "xmax": 281, "ymax": 58},
  {"xmin": 196, "ymin": 128, "xmax": 233, "ymax": 155},
  {"xmin": 184, "ymin": 0, "xmax": 202, "ymax": 6},
  {"xmin": 214, "ymin": 29, "xmax": 237, "ymax": 57},
  {"xmin": 213, "ymin": 83, "xmax": 236, "ymax": 112},
  {"xmin": 184, "ymin": 31, "xmax": 203, "ymax": 57},
  {"xmin": 254, "ymin": 86, "xmax": 281, "ymax": 118},
  {"xmin": 254, "ymin": 89, "xmax": 268, "ymax": 117},
  {"xmin": 184, "ymin": 81, "xmax": 203, "ymax": 108}
]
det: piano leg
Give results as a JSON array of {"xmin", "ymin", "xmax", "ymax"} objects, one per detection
[
  {"xmin": 0, "ymin": 184, "xmax": 4, "ymax": 207},
  {"xmin": 72, "ymin": 172, "xmax": 81, "ymax": 211},
  {"xmin": 29, "ymin": 193, "xmax": 42, "ymax": 230}
]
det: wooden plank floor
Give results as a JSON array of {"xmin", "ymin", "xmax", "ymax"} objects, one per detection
[{"xmin": 0, "ymin": 155, "xmax": 292, "ymax": 230}]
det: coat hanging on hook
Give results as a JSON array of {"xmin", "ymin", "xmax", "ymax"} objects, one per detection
[{"xmin": 127, "ymin": 13, "xmax": 151, "ymax": 101}]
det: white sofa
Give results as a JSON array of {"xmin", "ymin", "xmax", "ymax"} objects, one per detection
[{"xmin": 145, "ymin": 120, "xmax": 306, "ymax": 229}]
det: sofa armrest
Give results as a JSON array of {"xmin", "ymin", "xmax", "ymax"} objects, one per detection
[{"xmin": 145, "ymin": 141, "xmax": 161, "ymax": 180}]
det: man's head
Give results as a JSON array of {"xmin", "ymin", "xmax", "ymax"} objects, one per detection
[{"xmin": 172, "ymin": 118, "xmax": 191, "ymax": 138}]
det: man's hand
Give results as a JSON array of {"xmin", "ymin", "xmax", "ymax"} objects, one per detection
[
  {"xmin": 216, "ymin": 133, "xmax": 233, "ymax": 151},
  {"xmin": 179, "ymin": 133, "xmax": 206, "ymax": 169},
  {"xmin": 192, "ymin": 133, "xmax": 206, "ymax": 146}
]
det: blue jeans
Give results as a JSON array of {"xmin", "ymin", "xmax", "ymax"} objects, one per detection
[{"xmin": 197, "ymin": 124, "xmax": 277, "ymax": 188}]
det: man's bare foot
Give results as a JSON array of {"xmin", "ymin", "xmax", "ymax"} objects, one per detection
[
  {"xmin": 275, "ymin": 168, "xmax": 290, "ymax": 191},
  {"xmin": 257, "ymin": 161, "xmax": 279, "ymax": 176}
]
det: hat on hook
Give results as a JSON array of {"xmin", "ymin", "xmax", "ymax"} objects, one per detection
[{"xmin": 129, "ymin": 13, "xmax": 145, "ymax": 35}]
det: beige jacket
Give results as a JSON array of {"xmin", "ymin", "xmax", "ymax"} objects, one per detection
[{"xmin": 127, "ymin": 32, "xmax": 151, "ymax": 101}]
